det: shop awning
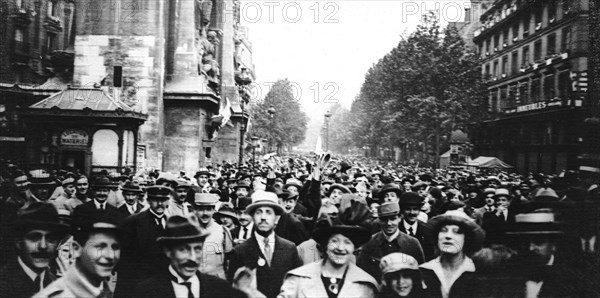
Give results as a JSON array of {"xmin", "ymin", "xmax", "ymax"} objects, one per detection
[{"xmin": 467, "ymin": 156, "xmax": 513, "ymax": 169}]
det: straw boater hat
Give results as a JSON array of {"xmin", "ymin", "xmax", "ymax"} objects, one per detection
[
  {"xmin": 28, "ymin": 169, "xmax": 56, "ymax": 187},
  {"xmin": 246, "ymin": 191, "xmax": 283, "ymax": 215},
  {"xmin": 157, "ymin": 215, "xmax": 210, "ymax": 244},
  {"xmin": 506, "ymin": 209, "xmax": 564, "ymax": 235},
  {"xmin": 427, "ymin": 210, "xmax": 486, "ymax": 253},
  {"xmin": 194, "ymin": 193, "xmax": 219, "ymax": 206}
]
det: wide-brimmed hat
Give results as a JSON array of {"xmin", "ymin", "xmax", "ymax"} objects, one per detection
[
  {"xmin": 327, "ymin": 184, "xmax": 351, "ymax": 196},
  {"xmin": 506, "ymin": 209, "xmax": 564, "ymax": 235},
  {"xmin": 194, "ymin": 193, "xmax": 219, "ymax": 206},
  {"xmin": 121, "ymin": 181, "xmax": 144, "ymax": 194},
  {"xmin": 427, "ymin": 210, "xmax": 485, "ymax": 253},
  {"xmin": 493, "ymin": 188, "xmax": 511, "ymax": 198},
  {"xmin": 157, "ymin": 215, "xmax": 210, "ymax": 244},
  {"xmin": 213, "ymin": 205, "xmax": 239, "ymax": 225},
  {"xmin": 483, "ymin": 188, "xmax": 496, "ymax": 195},
  {"xmin": 91, "ymin": 176, "xmax": 112, "ymax": 189},
  {"xmin": 146, "ymin": 185, "xmax": 172, "ymax": 201},
  {"xmin": 399, "ymin": 192, "xmax": 424, "ymax": 207},
  {"xmin": 13, "ymin": 202, "xmax": 70, "ymax": 235},
  {"xmin": 73, "ymin": 208, "xmax": 125, "ymax": 236},
  {"xmin": 283, "ymin": 178, "xmax": 303, "ymax": 190},
  {"xmin": 28, "ymin": 170, "xmax": 56, "ymax": 187},
  {"xmin": 380, "ymin": 252, "xmax": 420, "ymax": 275},
  {"xmin": 246, "ymin": 191, "xmax": 283, "ymax": 215},
  {"xmin": 233, "ymin": 181, "xmax": 251, "ymax": 191},
  {"xmin": 313, "ymin": 224, "xmax": 372, "ymax": 248},
  {"xmin": 194, "ymin": 168, "xmax": 211, "ymax": 178},
  {"xmin": 378, "ymin": 202, "xmax": 400, "ymax": 218}
]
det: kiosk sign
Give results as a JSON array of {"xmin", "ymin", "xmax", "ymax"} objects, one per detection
[{"xmin": 61, "ymin": 129, "xmax": 89, "ymax": 146}]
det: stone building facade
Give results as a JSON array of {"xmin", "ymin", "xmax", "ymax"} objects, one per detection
[
  {"xmin": 0, "ymin": 0, "xmax": 254, "ymax": 175},
  {"xmin": 470, "ymin": 0, "xmax": 597, "ymax": 173}
]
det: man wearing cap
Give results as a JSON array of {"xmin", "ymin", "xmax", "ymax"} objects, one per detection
[
  {"xmin": 194, "ymin": 169, "xmax": 211, "ymax": 193},
  {"xmin": 134, "ymin": 215, "xmax": 244, "ymax": 298},
  {"xmin": 508, "ymin": 209, "xmax": 582, "ymax": 297},
  {"xmin": 471, "ymin": 187, "xmax": 497, "ymax": 226},
  {"xmin": 71, "ymin": 176, "xmax": 121, "ymax": 225},
  {"xmin": 34, "ymin": 208, "xmax": 124, "ymax": 298},
  {"xmin": 191, "ymin": 193, "xmax": 233, "ymax": 279},
  {"xmin": 115, "ymin": 185, "xmax": 172, "ymax": 298},
  {"xmin": 228, "ymin": 191, "xmax": 302, "ymax": 298},
  {"xmin": 357, "ymin": 202, "xmax": 425, "ymax": 280},
  {"xmin": 50, "ymin": 174, "xmax": 77, "ymax": 211},
  {"xmin": 117, "ymin": 181, "xmax": 145, "ymax": 217},
  {"xmin": 165, "ymin": 179, "xmax": 193, "ymax": 218},
  {"xmin": 482, "ymin": 188, "xmax": 515, "ymax": 245},
  {"xmin": 398, "ymin": 192, "xmax": 436, "ymax": 261},
  {"xmin": 0, "ymin": 203, "xmax": 69, "ymax": 298}
]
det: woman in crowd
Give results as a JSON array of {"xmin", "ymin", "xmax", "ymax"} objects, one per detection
[
  {"xmin": 278, "ymin": 222, "xmax": 378, "ymax": 298},
  {"xmin": 379, "ymin": 253, "xmax": 424, "ymax": 298},
  {"xmin": 419, "ymin": 209, "xmax": 485, "ymax": 298}
]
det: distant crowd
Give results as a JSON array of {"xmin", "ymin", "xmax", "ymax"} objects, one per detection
[{"xmin": 0, "ymin": 154, "xmax": 599, "ymax": 298}]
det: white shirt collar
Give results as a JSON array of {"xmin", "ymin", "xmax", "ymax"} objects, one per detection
[
  {"xmin": 168, "ymin": 266, "xmax": 199, "ymax": 298},
  {"xmin": 239, "ymin": 222, "xmax": 253, "ymax": 239},
  {"xmin": 148, "ymin": 207, "xmax": 164, "ymax": 218},
  {"xmin": 94, "ymin": 200, "xmax": 105, "ymax": 210},
  {"xmin": 403, "ymin": 220, "xmax": 418, "ymax": 233},
  {"xmin": 18, "ymin": 256, "xmax": 45, "ymax": 283},
  {"xmin": 255, "ymin": 231, "xmax": 275, "ymax": 246},
  {"xmin": 383, "ymin": 229, "xmax": 400, "ymax": 242},
  {"xmin": 127, "ymin": 203, "xmax": 137, "ymax": 214}
]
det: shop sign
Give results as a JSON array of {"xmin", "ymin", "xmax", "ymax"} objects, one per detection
[
  {"xmin": 61, "ymin": 129, "xmax": 89, "ymax": 146},
  {"xmin": 137, "ymin": 145, "xmax": 146, "ymax": 169},
  {"xmin": 505, "ymin": 100, "xmax": 563, "ymax": 114}
]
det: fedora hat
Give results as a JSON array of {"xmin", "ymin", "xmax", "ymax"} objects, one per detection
[
  {"xmin": 121, "ymin": 181, "xmax": 143, "ymax": 194},
  {"xmin": 378, "ymin": 202, "xmax": 400, "ymax": 218},
  {"xmin": 194, "ymin": 193, "xmax": 219, "ymax": 206},
  {"xmin": 283, "ymin": 178, "xmax": 303, "ymax": 190},
  {"xmin": 399, "ymin": 192, "xmax": 424, "ymax": 207},
  {"xmin": 73, "ymin": 208, "xmax": 125, "ymax": 235},
  {"xmin": 246, "ymin": 191, "xmax": 283, "ymax": 215},
  {"xmin": 13, "ymin": 202, "xmax": 70, "ymax": 235},
  {"xmin": 506, "ymin": 209, "xmax": 564, "ymax": 235},
  {"xmin": 313, "ymin": 224, "xmax": 371, "ymax": 248},
  {"xmin": 146, "ymin": 185, "xmax": 172, "ymax": 201},
  {"xmin": 233, "ymin": 181, "xmax": 251, "ymax": 191},
  {"xmin": 91, "ymin": 176, "xmax": 112, "ymax": 189},
  {"xmin": 157, "ymin": 215, "xmax": 210, "ymax": 244},
  {"xmin": 427, "ymin": 210, "xmax": 485, "ymax": 253},
  {"xmin": 175, "ymin": 179, "xmax": 192, "ymax": 190},
  {"xmin": 277, "ymin": 191, "xmax": 298, "ymax": 202}
]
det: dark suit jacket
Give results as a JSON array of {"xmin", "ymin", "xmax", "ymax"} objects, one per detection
[
  {"xmin": 228, "ymin": 234, "xmax": 302, "ymax": 298},
  {"xmin": 274, "ymin": 212, "xmax": 309, "ymax": 245},
  {"xmin": 0, "ymin": 259, "xmax": 56, "ymax": 298},
  {"xmin": 72, "ymin": 200, "xmax": 121, "ymax": 225},
  {"xmin": 134, "ymin": 269, "xmax": 245, "ymax": 298},
  {"xmin": 115, "ymin": 210, "xmax": 168, "ymax": 298},
  {"xmin": 356, "ymin": 231, "xmax": 425, "ymax": 280},
  {"xmin": 398, "ymin": 219, "xmax": 436, "ymax": 261},
  {"xmin": 117, "ymin": 202, "xmax": 144, "ymax": 217}
]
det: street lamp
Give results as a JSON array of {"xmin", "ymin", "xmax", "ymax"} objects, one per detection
[
  {"xmin": 267, "ymin": 105, "xmax": 275, "ymax": 152},
  {"xmin": 251, "ymin": 136, "xmax": 260, "ymax": 164},
  {"xmin": 324, "ymin": 110, "xmax": 332, "ymax": 152}
]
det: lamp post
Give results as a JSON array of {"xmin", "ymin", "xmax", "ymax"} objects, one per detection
[
  {"xmin": 324, "ymin": 110, "xmax": 332, "ymax": 152},
  {"xmin": 238, "ymin": 100, "xmax": 247, "ymax": 170},
  {"xmin": 250, "ymin": 136, "xmax": 260, "ymax": 165},
  {"xmin": 267, "ymin": 105, "xmax": 275, "ymax": 152}
]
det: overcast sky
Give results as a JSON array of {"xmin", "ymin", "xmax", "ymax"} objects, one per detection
[{"xmin": 242, "ymin": 0, "xmax": 470, "ymax": 117}]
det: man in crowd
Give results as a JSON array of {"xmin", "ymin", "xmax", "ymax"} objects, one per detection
[
  {"xmin": 397, "ymin": 192, "xmax": 435, "ymax": 261},
  {"xmin": 28, "ymin": 170, "xmax": 57, "ymax": 203},
  {"xmin": 195, "ymin": 169, "xmax": 211, "ymax": 193},
  {"xmin": 34, "ymin": 209, "xmax": 124, "ymax": 298},
  {"xmin": 192, "ymin": 192, "xmax": 233, "ymax": 279},
  {"xmin": 228, "ymin": 191, "xmax": 302, "ymax": 298},
  {"xmin": 471, "ymin": 187, "xmax": 496, "ymax": 226},
  {"xmin": 165, "ymin": 179, "xmax": 193, "ymax": 218},
  {"xmin": 67, "ymin": 175, "xmax": 92, "ymax": 210},
  {"xmin": 357, "ymin": 201, "xmax": 425, "ymax": 280},
  {"xmin": 134, "ymin": 215, "xmax": 243, "ymax": 298},
  {"xmin": 72, "ymin": 176, "xmax": 120, "ymax": 224},
  {"xmin": 231, "ymin": 197, "xmax": 253, "ymax": 245},
  {"xmin": 378, "ymin": 183, "xmax": 403, "ymax": 203},
  {"xmin": 0, "ymin": 203, "xmax": 69, "ymax": 298},
  {"xmin": 118, "ymin": 181, "xmax": 145, "ymax": 217}
]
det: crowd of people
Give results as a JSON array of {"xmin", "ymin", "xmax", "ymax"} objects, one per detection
[{"xmin": 0, "ymin": 153, "xmax": 598, "ymax": 298}]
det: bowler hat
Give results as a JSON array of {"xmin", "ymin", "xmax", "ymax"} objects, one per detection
[
  {"xmin": 399, "ymin": 192, "xmax": 424, "ymax": 207},
  {"xmin": 194, "ymin": 193, "xmax": 219, "ymax": 206},
  {"xmin": 378, "ymin": 202, "xmax": 400, "ymax": 218},
  {"xmin": 235, "ymin": 196, "xmax": 252, "ymax": 211},
  {"xmin": 157, "ymin": 215, "xmax": 210, "ymax": 244},
  {"xmin": 233, "ymin": 181, "xmax": 251, "ymax": 191},
  {"xmin": 121, "ymin": 181, "xmax": 143, "ymax": 194},
  {"xmin": 92, "ymin": 176, "xmax": 112, "ymax": 189},
  {"xmin": 13, "ymin": 202, "xmax": 70, "ymax": 234},
  {"xmin": 146, "ymin": 185, "xmax": 172, "ymax": 200},
  {"xmin": 427, "ymin": 210, "xmax": 485, "ymax": 253},
  {"xmin": 246, "ymin": 191, "xmax": 283, "ymax": 215}
]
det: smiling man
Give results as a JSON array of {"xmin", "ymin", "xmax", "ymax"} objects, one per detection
[
  {"xmin": 72, "ymin": 176, "xmax": 121, "ymax": 225},
  {"xmin": 227, "ymin": 191, "xmax": 302, "ymax": 298},
  {"xmin": 134, "ymin": 215, "xmax": 241, "ymax": 298},
  {"xmin": 398, "ymin": 192, "xmax": 435, "ymax": 261},
  {"xmin": 34, "ymin": 208, "xmax": 123, "ymax": 298},
  {"xmin": 0, "ymin": 203, "xmax": 69, "ymax": 298},
  {"xmin": 357, "ymin": 202, "xmax": 425, "ymax": 280}
]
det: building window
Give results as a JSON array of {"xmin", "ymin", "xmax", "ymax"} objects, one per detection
[
  {"xmin": 13, "ymin": 29, "xmax": 28, "ymax": 52},
  {"xmin": 503, "ymin": 29, "xmax": 509, "ymax": 47},
  {"xmin": 518, "ymin": 81, "xmax": 529, "ymax": 104},
  {"xmin": 487, "ymin": 38, "xmax": 492, "ymax": 55},
  {"xmin": 548, "ymin": 0, "xmax": 557, "ymax": 23},
  {"xmin": 499, "ymin": 86, "xmax": 508, "ymax": 109},
  {"xmin": 484, "ymin": 64, "xmax": 490, "ymax": 78},
  {"xmin": 561, "ymin": 27, "xmax": 571, "ymax": 52},
  {"xmin": 558, "ymin": 71, "xmax": 571, "ymax": 100},
  {"xmin": 562, "ymin": 0, "xmax": 571, "ymax": 15},
  {"xmin": 512, "ymin": 22, "xmax": 520, "ymax": 42},
  {"xmin": 47, "ymin": 1, "xmax": 57, "ymax": 16},
  {"xmin": 522, "ymin": 45, "xmax": 530, "ymax": 65},
  {"xmin": 523, "ymin": 14, "xmax": 531, "ymax": 37},
  {"xmin": 501, "ymin": 55, "xmax": 508, "ymax": 77},
  {"xmin": 531, "ymin": 77, "xmax": 541, "ymax": 102},
  {"xmin": 92, "ymin": 129, "xmax": 119, "ymax": 167},
  {"xmin": 511, "ymin": 51, "xmax": 519, "ymax": 74},
  {"xmin": 16, "ymin": 0, "xmax": 23, "ymax": 9},
  {"xmin": 46, "ymin": 33, "xmax": 57, "ymax": 52},
  {"xmin": 508, "ymin": 84, "xmax": 517, "ymax": 107},
  {"xmin": 494, "ymin": 35, "xmax": 500, "ymax": 52},
  {"xmin": 490, "ymin": 90, "xmax": 498, "ymax": 112},
  {"xmin": 534, "ymin": 40, "xmax": 542, "ymax": 61},
  {"xmin": 534, "ymin": 8, "xmax": 543, "ymax": 31},
  {"xmin": 493, "ymin": 60, "xmax": 499, "ymax": 78},
  {"xmin": 547, "ymin": 33, "xmax": 556, "ymax": 56},
  {"xmin": 544, "ymin": 74, "xmax": 556, "ymax": 99}
]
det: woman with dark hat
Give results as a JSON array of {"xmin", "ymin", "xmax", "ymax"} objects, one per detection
[
  {"xmin": 278, "ymin": 222, "xmax": 378, "ymax": 298},
  {"xmin": 419, "ymin": 210, "xmax": 485, "ymax": 298}
]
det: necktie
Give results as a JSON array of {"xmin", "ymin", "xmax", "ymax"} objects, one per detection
[
  {"xmin": 100, "ymin": 203, "xmax": 105, "ymax": 211},
  {"xmin": 171, "ymin": 275, "xmax": 194, "ymax": 298},
  {"xmin": 242, "ymin": 227, "xmax": 248, "ymax": 239},
  {"xmin": 585, "ymin": 240, "xmax": 591, "ymax": 253},
  {"xmin": 264, "ymin": 237, "xmax": 272, "ymax": 266},
  {"xmin": 408, "ymin": 227, "xmax": 414, "ymax": 237},
  {"xmin": 156, "ymin": 217, "xmax": 165, "ymax": 229},
  {"xmin": 34, "ymin": 274, "xmax": 42, "ymax": 293}
]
